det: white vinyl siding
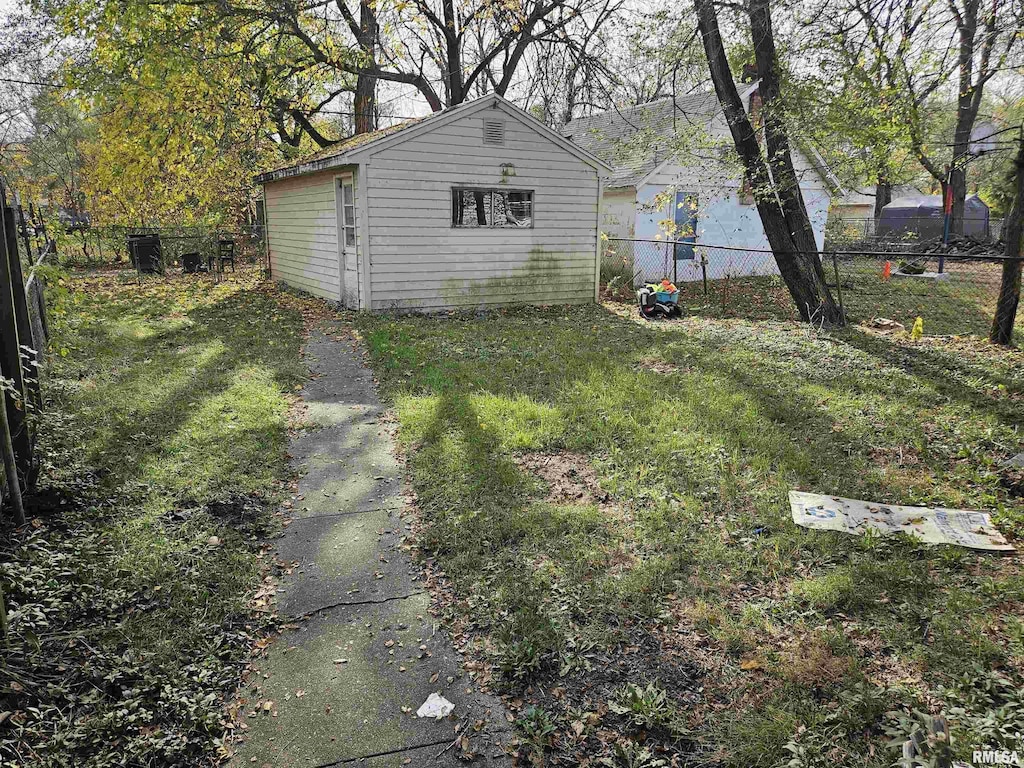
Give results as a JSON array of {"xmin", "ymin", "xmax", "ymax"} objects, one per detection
[
  {"xmin": 265, "ymin": 171, "xmax": 340, "ymax": 301},
  {"xmin": 265, "ymin": 168, "xmax": 364, "ymax": 308},
  {"xmin": 638, "ymin": 145, "xmax": 831, "ymax": 253},
  {"xmin": 364, "ymin": 111, "xmax": 600, "ymax": 311}
]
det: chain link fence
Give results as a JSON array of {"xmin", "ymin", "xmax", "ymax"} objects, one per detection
[
  {"xmin": 52, "ymin": 224, "xmax": 266, "ymax": 268},
  {"xmin": 603, "ymin": 237, "xmax": 1022, "ymax": 337},
  {"xmin": 825, "ymin": 215, "xmax": 1004, "ymax": 248}
]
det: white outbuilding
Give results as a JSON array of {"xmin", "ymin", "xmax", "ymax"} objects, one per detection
[{"xmin": 255, "ymin": 93, "xmax": 611, "ymax": 311}]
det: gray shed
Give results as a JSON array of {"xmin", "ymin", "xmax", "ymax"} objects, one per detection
[
  {"xmin": 255, "ymin": 93, "xmax": 612, "ymax": 311},
  {"xmin": 877, "ymin": 194, "xmax": 989, "ymax": 239}
]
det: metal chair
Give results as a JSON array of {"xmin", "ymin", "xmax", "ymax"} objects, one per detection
[{"xmin": 208, "ymin": 238, "xmax": 236, "ymax": 273}]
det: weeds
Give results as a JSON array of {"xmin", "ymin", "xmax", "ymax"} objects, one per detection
[
  {"xmin": 359, "ymin": 304, "xmax": 1023, "ymax": 767},
  {"xmin": 609, "ymin": 682, "xmax": 675, "ymax": 732},
  {"xmin": 519, "ymin": 705, "xmax": 558, "ymax": 762},
  {"xmin": 600, "ymin": 740, "xmax": 669, "ymax": 768},
  {"xmin": 0, "ymin": 269, "xmax": 304, "ymax": 766}
]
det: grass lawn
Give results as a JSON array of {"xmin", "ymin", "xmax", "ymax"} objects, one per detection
[
  {"xmin": 358, "ymin": 304, "xmax": 1024, "ymax": 767},
  {"xmin": 609, "ymin": 254, "xmax": 1017, "ymax": 337},
  {"xmin": 0, "ymin": 268, "xmax": 305, "ymax": 766}
]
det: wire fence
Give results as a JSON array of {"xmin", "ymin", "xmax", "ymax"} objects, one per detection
[
  {"xmin": 2, "ymin": 186, "xmax": 55, "ymax": 522},
  {"xmin": 825, "ymin": 216, "xmax": 1004, "ymax": 248},
  {"xmin": 603, "ymin": 237, "xmax": 1022, "ymax": 337},
  {"xmin": 52, "ymin": 224, "xmax": 266, "ymax": 268}
]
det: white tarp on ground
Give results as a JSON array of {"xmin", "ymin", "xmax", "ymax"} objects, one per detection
[{"xmin": 789, "ymin": 491, "xmax": 1015, "ymax": 553}]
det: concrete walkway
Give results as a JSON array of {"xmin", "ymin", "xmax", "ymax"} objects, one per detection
[{"xmin": 230, "ymin": 329, "xmax": 510, "ymax": 767}]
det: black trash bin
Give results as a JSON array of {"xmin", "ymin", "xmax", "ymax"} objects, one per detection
[{"xmin": 128, "ymin": 234, "xmax": 163, "ymax": 274}]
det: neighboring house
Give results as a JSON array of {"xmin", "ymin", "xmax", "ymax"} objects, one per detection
[
  {"xmin": 255, "ymin": 93, "xmax": 611, "ymax": 311},
  {"xmin": 562, "ymin": 84, "xmax": 840, "ymax": 281}
]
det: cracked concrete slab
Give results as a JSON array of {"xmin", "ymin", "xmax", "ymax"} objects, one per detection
[
  {"xmin": 275, "ymin": 508, "xmax": 421, "ymax": 617},
  {"xmin": 230, "ymin": 332, "xmax": 510, "ymax": 767},
  {"xmin": 231, "ymin": 597, "xmax": 509, "ymax": 767},
  {"xmin": 299, "ymin": 401, "xmax": 386, "ymax": 429}
]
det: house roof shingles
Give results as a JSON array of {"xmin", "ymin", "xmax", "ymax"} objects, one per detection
[
  {"xmin": 256, "ymin": 93, "xmax": 612, "ymax": 184},
  {"xmin": 563, "ymin": 85, "xmax": 842, "ymax": 193},
  {"xmin": 562, "ymin": 91, "xmax": 722, "ymax": 188},
  {"xmin": 254, "ymin": 115, "xmax": 430, "ymax": 183}
]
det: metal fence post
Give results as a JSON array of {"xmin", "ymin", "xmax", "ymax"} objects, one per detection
[{"xmin": 831, "ymin": 251, "xmax": 846, "ymax": 324}]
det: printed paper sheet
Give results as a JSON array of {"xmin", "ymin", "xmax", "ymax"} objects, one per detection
[{"xmin": 789, "ymin": 491, "xmax": 1015, "ymax": 552}]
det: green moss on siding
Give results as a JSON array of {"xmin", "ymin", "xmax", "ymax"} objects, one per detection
[{"xmin": 438, "ymin": 248, "xmax": 581, "ymax": 305}]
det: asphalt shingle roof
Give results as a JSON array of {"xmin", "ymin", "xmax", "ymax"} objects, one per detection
[
  {"xmin": 256, "ymin": 116, "xmax": 429, "ymax": 182},
  {"xmin": 562, "ymin": 91, "xmax": 722, "ymax": 188}
]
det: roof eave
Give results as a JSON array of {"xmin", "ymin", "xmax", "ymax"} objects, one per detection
[{"xmin": 254, "ymin": 153, "xmax": 360, "ymax": 184}]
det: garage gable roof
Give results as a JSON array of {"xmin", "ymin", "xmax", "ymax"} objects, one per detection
[{"xmin": 255, "ymin": 93, "xmax": 612, "ymax": 184}]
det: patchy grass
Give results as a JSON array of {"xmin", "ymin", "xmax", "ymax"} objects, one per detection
[
  {"xmin": 0, "ymin": 268, "xmax": 305, "ymax": 767},
  {"xmin": 630, "ymin": 257, "xmax": 1015, "ymax": 337},
  {"xmin": 358, "ymin": 304, "xmax": 1024, "ymax": 767}
]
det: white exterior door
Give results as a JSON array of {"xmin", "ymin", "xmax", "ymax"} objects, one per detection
[{"xmin": 336, "ymin": 176, "xmax": 356, "ymax": 304}]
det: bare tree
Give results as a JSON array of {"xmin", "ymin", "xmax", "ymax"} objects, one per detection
[
  {"xmin": 207, "ymin": 0, "xmax": 626, "ymax": 145},
  {"xmin": 517, "ymin": 0, "xmax": 623, "ymax": 125}
]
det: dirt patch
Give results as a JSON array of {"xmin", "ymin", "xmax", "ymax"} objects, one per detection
[
  {"xmin": 516, "ymin": 452, "xmax": 613, "ymax": 508},
  {"xmin": 860, "ymin": 317, "xmax": 906, "ymax": 335},
  {"xmin": 999, "ymin": 465, "xmax": 1024, "ymax": 499},
  {"xmin": 641, "ymin": 360, "xmax": 682, "ymax": 375},
  {"xmin": 868, "ymin": 443, "xmax": 922, "ymax": 469},
  {"xmin": 511, "ymin": 628, "xmax": 704, "ymax": 766}
]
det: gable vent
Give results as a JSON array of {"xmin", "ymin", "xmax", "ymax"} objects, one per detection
[{"xmin": 483, "ymin": 119, "xmax": 505, "ymax": 145}]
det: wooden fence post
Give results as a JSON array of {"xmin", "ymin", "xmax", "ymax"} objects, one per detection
[
  {"xmin": 3, "ymin": 201, "xmax": 41, "ymax": 418},
  {"xmin": 0, "ymin": 195, "xmax": 32, "ymax": 485},
  {"xmin": 16, "ymin": 205, "xmax": 32, "ymax": 263},
  {"xmin": 0, "ymin": 380, "xmax": 26, "ymax": 527}
]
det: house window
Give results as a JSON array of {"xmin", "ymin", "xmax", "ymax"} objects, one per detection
[
  {"xmin": 340, "ymin": 178, "xmax": 355, "ymax": 246},
  {"xmin": 483, "ymin": 119, "xmax": 505, "ymax": 145},
  {"xmin": 451, "ymin": 188, "xmax": 533, "ymax": 228}
]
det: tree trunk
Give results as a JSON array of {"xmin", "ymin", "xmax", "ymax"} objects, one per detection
[
  {"xmin": 949, "ymin": 0, "xmax": 987, "ymax": 235},
  {"xmin": 749, "ymin": 0, "xmax": 823, "ymax": 260},
  {"xmin": 353, "ymin": 0, "xmax": 378, "ymax": 134},
  {"xmin": 441, "ymin": 0, "xmax": 464, "ymax": 105},
  {"xmin": 949, "ymin": 110, "xmax": 974, "ymax": 237},
  {"xmin": 990, "ymin": 134, "xmax": 1023, "ymax": 345},
  {"xmin": 874, "ymin": 176, "xmax": 891, "ymax": 220},
  {"xmin": 695, "ymin": 0, "xmax": 843, "ymax": 324}
]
